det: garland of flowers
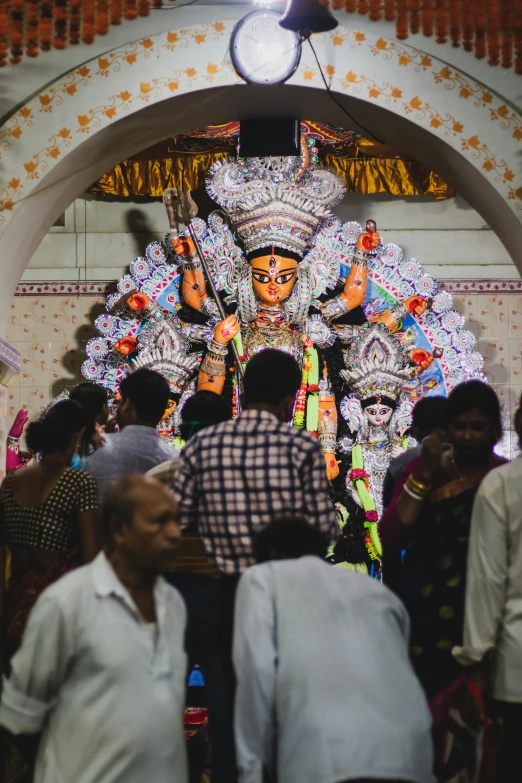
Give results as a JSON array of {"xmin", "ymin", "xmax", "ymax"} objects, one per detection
[
  {"xmin": 293, "ymin": 338, "xmax": 312, "ymax": 428},
  {"xmin": 348, "ymin": 445, "xmax": 382, "ymax": 561},
  {"xmin": 336, "ymin": 0, "xmax": 522, "ymax": 74}
]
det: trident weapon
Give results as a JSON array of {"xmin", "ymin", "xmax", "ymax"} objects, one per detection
[{"xmin": 163, "ymin": 186, "xmax": 245, "ymax": 382}]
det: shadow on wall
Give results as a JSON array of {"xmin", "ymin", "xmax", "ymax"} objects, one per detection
[{"xmin": 51, "ymin": 299, "xmax": 107, "ymax": 399}]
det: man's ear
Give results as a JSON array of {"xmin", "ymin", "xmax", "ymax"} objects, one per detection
[{"xmin": 281, "ymin": 394, "xmax": 296, "ymax": 422}]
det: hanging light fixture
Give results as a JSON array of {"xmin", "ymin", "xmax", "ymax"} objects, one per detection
[{"xmin": 279, "ymin": 0, "xmax": 339, "ymax": 38}]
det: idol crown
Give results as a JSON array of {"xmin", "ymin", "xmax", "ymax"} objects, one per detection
[
  {"xmin": 340, "ymin": 323, "xmax": 411, "ymax": 402},
  {"xmin": 205, "ymin": 137, "xmax": 345, "ymax": 258}
]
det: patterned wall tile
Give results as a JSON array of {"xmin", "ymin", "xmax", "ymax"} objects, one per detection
[
  {"xmin": 479, "ymin": 338, "xmax": 510, "ymax": 384},
  {"xmin": 477, "ymin": 295, "xmax": 509, "ymax": 339},
  {"xmin": 508, "ymin": 295, "xmax": 522, "ymax": 338},
  {"xmin": 50, "ymin": 340, "xmax": 84, "ymax": 397},
  {"xmin": 7, "ymin": 387, "xmax": 20, "ymax": 422},
  {"xmin": 50, "ymin": 297, "xmax": 83, "ymax": 341},
  {"xmin": 453, "ymin": 294, "xmax": 478, "ymax": 337},
  {"xmin": 6, "ymin": 298, "xmax": 21, "ymax": 344},
  {"xmin": 20, "ymin": 297, "xmax": 51, "ymax": 341},
  {"xmin": 19, "ymin": 341, "xmax": 50, "ymax": 388}
]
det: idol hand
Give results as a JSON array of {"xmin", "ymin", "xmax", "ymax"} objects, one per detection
[
  {"xmin": 356, "ymin": 219, "xmax": 380, "ymax": 252},
  {"xmin": 162, "ymin": 187, "xmax": 198, "ymax": 245},
  {"xmin": 324, "ymin": 453, "xmax": 340, "ymax": 481},
  {"xmin": 214, "ymin": 315, "xmax": 241, "ymax": 345}
]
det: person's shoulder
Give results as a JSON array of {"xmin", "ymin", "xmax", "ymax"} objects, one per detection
[
  {"xmin": 480, "ymin": 457, "xmax": 522, "ymax": 493},
  {"xmin": 69, "ymin": 468, "xmax": 97, "ymax": 485},
  {"xmin": 157, "ymin": 577, "xmax": 188, "ymax": 616},
  {"xmin": 286, "ymin": 425, "xmax": 321, "ymax": 448},
  {"xmin": 37, "ymin": 562, "xmax": 94, "ymax": 611},
  {"xmin": 83, "ymin": 434, "xmax": 117, "ymax": 465}
]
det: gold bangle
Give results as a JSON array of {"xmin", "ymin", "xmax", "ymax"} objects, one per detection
[{"xmin": 406, "ymin": 474, "xmax": 431, "ymax": 497}]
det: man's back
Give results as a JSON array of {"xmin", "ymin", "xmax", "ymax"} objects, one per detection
[
  {"xmin": 234, "ymin": 557, "xmax": 433, "ymax": 783},
  {"xmin": 83, "ymin": 425, "xmax": 176, "ymax": 500},
  {"xmin": 172, "ymin": 410, "xmax": 337, "ymax": 574}
]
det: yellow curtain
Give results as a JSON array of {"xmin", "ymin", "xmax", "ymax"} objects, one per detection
[{"xmin": 90, "ymin": 152, "xmax": 454, "ymax": 200}]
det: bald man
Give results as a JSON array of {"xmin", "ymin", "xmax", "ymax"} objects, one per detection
[{"xmin": 0, "ymin": 475, "xmax": 188, "ymax": 783}]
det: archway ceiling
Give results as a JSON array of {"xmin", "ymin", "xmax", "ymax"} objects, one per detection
[
  {"xmin": 1, "ymin": 16, "xmax": 521, "ymax": 338},
  {"xmin": 89, "ymin": 120, "xmax": 454, "ymax": 200}
]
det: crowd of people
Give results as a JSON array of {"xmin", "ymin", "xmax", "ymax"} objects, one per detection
[{"xmin": 0, "ymin": 348, "xmax": 520, "ymax": 783}]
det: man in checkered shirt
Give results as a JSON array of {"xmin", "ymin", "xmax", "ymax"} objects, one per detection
[{"xmin": 171, "ymin": 349, "xmax": 338, "ymax": 577}]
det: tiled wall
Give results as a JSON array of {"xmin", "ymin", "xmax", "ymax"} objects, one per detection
[
  {"xmin": 6, "ymin": 295, "xmax": 105, "ymax": 426},
  {"xmin": 5, "ymin": 289, "xmax": 522, "ymax": 454}
]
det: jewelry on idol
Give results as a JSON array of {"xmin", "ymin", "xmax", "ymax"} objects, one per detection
[
  {"xmin": 198, "ymin": 297, "xmax": 221, "ymax": 320},
  {"xmin": 321, "ymin": 294, "xmax": 350, "ymax": 322}
]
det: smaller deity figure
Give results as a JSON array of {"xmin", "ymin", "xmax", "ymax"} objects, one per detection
[{"xmin": 334, "ymin": 322, "xmax": 419, "ymax": 570}]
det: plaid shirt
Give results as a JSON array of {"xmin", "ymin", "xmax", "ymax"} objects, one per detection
[{"xmin": 171, "ymin": 409, "xmax": 338, "ymax": 575}]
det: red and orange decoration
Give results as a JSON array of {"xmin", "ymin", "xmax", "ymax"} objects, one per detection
[{"xmin": 0, "ymin": 0, "xmax": 178, "ymax": 66}]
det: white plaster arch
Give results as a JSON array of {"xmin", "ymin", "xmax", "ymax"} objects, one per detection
[{"xmin": 1, "ymin": 15, "xmax": 522, "ymax": 335}]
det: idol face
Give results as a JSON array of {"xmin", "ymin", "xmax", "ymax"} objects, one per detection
[
  {"xmin": 364, "ymin": 405, "xmax": 393, "ymax": 428},
  {"xmin": 250, "ymin": 254, "xmax": 298, "ymax": 306}
]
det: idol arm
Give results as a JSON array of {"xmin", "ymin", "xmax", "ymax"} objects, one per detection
[
  {"xmin": 197, "ymin": 315, "xmax": 241, "ymax": 395},
  {"xmin": 318, "ymin": 370, "xmax": 339, "ymax": 480},
  {"xmin": 320, "ymin": 223, "xmax": 379, "ymax": 322}
]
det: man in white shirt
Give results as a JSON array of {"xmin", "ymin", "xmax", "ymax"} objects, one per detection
[
  {"xmin": 233, "ymin": 517, "xmax": 434, "ymax": 783},
  {"xmin": 83, "ymin": 369, "xmax": 177, "ymax": 501},
  {"xmin": 0, "ymin": 474, "xmax": 188, "ymax": 783},
  {"xmin": 453, "ymin": 402, "xmax": 522, "ymax": 783}
]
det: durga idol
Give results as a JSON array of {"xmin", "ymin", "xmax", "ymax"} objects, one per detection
[{"xmin": 165, "ymin": 144, "xmax": 386, "ymax": 483}]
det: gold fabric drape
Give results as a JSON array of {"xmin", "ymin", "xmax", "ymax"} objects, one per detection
[{"xmin": 90, "ymin": 152, "xmax": 454, "ymax": 199}]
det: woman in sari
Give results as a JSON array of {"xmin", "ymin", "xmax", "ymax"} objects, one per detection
[{"xmin": 379, "ymin": 380, "xmax": 505, "ymax": 781}]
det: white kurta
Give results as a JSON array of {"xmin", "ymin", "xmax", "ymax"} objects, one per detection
[
  {"xmin": 454, "ymin": 457, "xmax": 522, "ymax": 702},
  {"xmin": 0, "ymin": 552, "xmax": 188, "ymax": 783},
  {"xmin": 233, "ymin": 556, "xmax": 434, "ymax": 783}
]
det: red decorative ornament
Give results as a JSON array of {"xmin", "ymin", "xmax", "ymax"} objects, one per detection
[
  {"xmin": 409, "ymin": 0, "xmax": 420, "ymax": 34},
  {"xmin": 365, "ymin": 510, "xmax": 379, "ymax": 523},
  {"xmin": 421, "ymin": 0, "xmax": 434, "ymax": 37},
  {"xmin": 82, "ymin": 0, "xmax": 95, "ymax": 44},
  {"xmin": 110, "ymin": 0, "xmax": 123, "ymax": 25},
  {"xmin": 9, "ymin": 0, "xmax": 24, "ymax": 64},
  {"xmin": 349, "ymin": 468, "xmax": 370, "ymax": 481},
  {"xmin": 344, "ymin": 0, "xmax": 357, "ymax": 11},
  {"xmin": 26, "ymin": 0, "xmax": 39, "ymax": 57},
  {"xmin": 515, "ymin": 0, "xmax": 522, "ymax": 74},
  {"xmin": 448, "ymin": 0, "xmax": 460, "ymax": 47},
  {"xmin": 487, "ymin": 0, "xmax": 500, "ymax": 66},
  {"xmin": 96, "ymin": 0, "xmax": 109, "ymax": 36},
  {"xmin": 461, "ymin": 0, "xmax": 474, "ymax": 51},
  {"xmin": 435, "ymin": 0, "xmax": 447, "ymax": 43},
  {"xmin": 69, "ymin": 0, "xmax": 81, "ymax": 45},
  {"xmin": 501, "ymin": 0, "xmax": 514, "ymax": 70},
  {"xmin": 474, "ymin": 0, "xmax": 487, "ymax": 60},
  {"xmin": 384, "ymin": 0, "xmax": 395, "ymax": 22},
  {"xmin": 127, "ymin": 292, "xmax": 150, "ymax": 311},
  {"xmin": 53, "ymin": 0, "xmax": 68, "ymax": 51},
  {"xmin": 39, "ymin": 1, "xmax": 53, "ymax": 51},
  {"xmin": 123, "ymin": 0, "xmax": 138, "ymax": 20},
  {"xmin": 396, "ymin": 0, "xmax": 408, "ymax": 39},
  {"xmin": 114, "ymin": 336, "xmax": 138, "ymax": 355},
  {"xmin": 0, "ymin": 0, "xmax": 7, "ymax": 67},
  {"xmin": 368, "ymin": 0, "xmax": 381, "ymax": 21}
]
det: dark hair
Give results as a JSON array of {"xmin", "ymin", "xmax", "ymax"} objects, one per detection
[
  {"xmin": 70, "ymin": 382, "xmax": 108, "ymax": 417},
  {"xmin": 119, "ymin": 368, "xmax": 170, "ymax": 426},
  {"xmin": 243, "ymin": 349, "xmax": 302, "ymax": 407},
  {"xmin": 361, "ymin": 396, "xmax": 397, "ymax": 410},
  {"xmin": 70, "ymin": 383, "xmax": 108, "ymax": 456},
  {"xmin": 180, "ymin": 391, "xmax": 231, "ymax": 441},
  {"xmin": 26, "ymin": 399, "xmax": 88, "ymax": 455},
  {"xmin": 447, "ymin": 380, "xmax": 502, "ymax": 436},
  {"xmin": 254, "ymin": 516, "xmax": 329, "ymax": 563},
  {"xmin": 101, "ymin": 474, "xmax": 141, "ymax": 541},
  {"xmin": 246, "ymin": 246, "xmax": 302, "ymax": 264},
  {"xmin": 412, "ymin": 396, "xmax": 448, "ymax": 438}
]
